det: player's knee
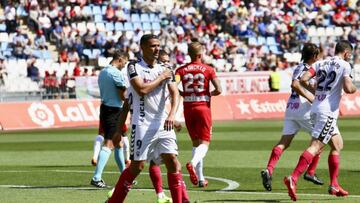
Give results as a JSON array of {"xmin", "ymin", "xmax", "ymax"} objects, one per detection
[{"xmin": 129, "ymin": 161, "xmax": 145, "ymax": 174}]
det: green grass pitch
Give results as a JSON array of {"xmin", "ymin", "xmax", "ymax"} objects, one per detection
[{"xmin": 0, "ymin": 118, "xmax": 360, "ymax": 203}]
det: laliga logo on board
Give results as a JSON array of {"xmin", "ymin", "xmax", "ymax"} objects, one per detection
[{"xmin": 28, "ymin": 103, "xmax": 55, "ymax": 127}]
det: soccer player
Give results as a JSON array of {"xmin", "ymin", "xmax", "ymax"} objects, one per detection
[
  {"xmin": 284, "ymin": 40, "xmax": 357, "ymax": 201},
  {"xmin": 261, "ymin": 43, "xmax": 324, "ymax": 191},
  {"xmin": 175, "ymin": 41, "xmax": 222, "ymax": 187},
  {"xmin": 90, "ymin": 50, "xmax": 129, "ymax": 188},
  {"xmin": 108, "ymin": 34, "xmax": 189, "ymax": 203}
]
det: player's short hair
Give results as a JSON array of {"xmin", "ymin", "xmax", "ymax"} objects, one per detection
[
  {"xmin": 301, "ymin": 43, "xmax": 319, "ymax": 62},
  {"xmin": 111, "ymin": 50, "xmax": 129, "ymax": 62},
  {"xmin": 159, "ymin": 49, "xmax": 169, "ymax": 57},
  {"xmin": 335, "ymin": 40, "xmax": 353, "ymax": 54},
  {"xmin": 188, "ymin": 42, "xmax": 203, "ymax": 59},
  {"xmin": 140, "ymin": 34, "xmax": 159, "ymax": 46}
]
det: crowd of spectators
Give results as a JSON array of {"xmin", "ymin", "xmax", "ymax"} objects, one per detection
[{"xmin": 1, "ymin": 0, "xmax": 360, "ymax": 97}]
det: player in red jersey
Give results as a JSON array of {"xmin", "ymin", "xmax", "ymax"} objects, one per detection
[{"xmin": 175, "ymin": 41, "xmax": 222, "ymax": 187}]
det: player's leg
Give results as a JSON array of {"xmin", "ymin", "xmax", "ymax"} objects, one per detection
[
  {"xmin": 261, "ymin": 119, "xmax": 297, "ymax": 191},
  {"xmin": 92, "ymin": 120, "xmax": 105, "ymax": 166},
  {"xmin": 113, "ymin": 130, "xmax": 126, "ymax": 173},
  {"xmin": 299, "ymin": 118, "xmax": 324, "ymax": 185},
  {"xmin": 108, "ymin": 160, "xmax": 145, "ymax": 203},
  {"xmin": 327, "ymin": 130, "xmax": 348, "ymax": 197},
  {"xmin": 186, "ymin": 106, "xmax": 211, "ymax": 186},
  {"xmin": 158, "ymin": 130, "xmax": 189, "ymax": 203},
  {"xmin": 162, "ymin": 153, "xmax": 189, "ymax": 203},
  {"xmin": 91, "ymin": 139, "xmax": 114, "ymax": 188},
  {"xmin": 148, "ymin": 160, "xmax": 172, "ymax": 203}
]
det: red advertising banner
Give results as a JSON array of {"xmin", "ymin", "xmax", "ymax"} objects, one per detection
[
  {"xmin": 0, "ymin": 100, "xmax": 100, "ymax": 130},
  {"xmin": 1, "ymin": 92, "xmax": 359, "ymax": 131}
]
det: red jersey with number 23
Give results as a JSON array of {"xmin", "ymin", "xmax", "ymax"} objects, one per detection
[{"xmin": 175, "ymin": 61, "xmax": 217, "ymax": 107}]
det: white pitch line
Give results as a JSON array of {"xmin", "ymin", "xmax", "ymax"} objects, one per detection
[
  {"xmin": 1, "ymin": 185, "xmax": 360, "ymax": 199},
  {"xmin": 0, "ymin": 169, "xmax": 239, "ymax": 191}
]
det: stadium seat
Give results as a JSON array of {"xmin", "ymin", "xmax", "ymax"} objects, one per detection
[
  {"xmin": 317, "ymin": 27, "xmax": 326, "ymax": 37},
  {"xmin": 308, "ymin": 26, "xmax": 317, "ymax": 37},
  {"xmin": 105, "ymin": 22, "xmax": 115, "ymax": 32},
  {"xmin": 1, "ymin": 42, "xmax": 8, "ymax": 51},
  {"xmin": 149, "ymin": 13, "xmax": 160, "ymax": 22},
  {"xmin": 269, "ymin": 45, "xmax": 281, "ymax": 54},
  {"xmin": 94, "ymin": 15, "xmax": 103, "ymax": 23},
  {"xmin": 124, "ymin": 22, "xmax": 134, "ymax": 31},
  {"xmin": 96, "ymin": 22, "xmax": 106, "ymax": 32},
  {"xmin": 114, "ymin": 22, "xmax": 124, "ymax": 31},
  {"xmin": 16, "ymin": 6, "xmax": 28, "ymax": 16},
  {"xmin": 101, "ymin": 5, "xmax": 107, "ymax": 15},
  {"xmin": 17, "ymin": 59, "xmax": 27, "ymax": 77},
  {"xmin": 0, "ymin": 33, "xmax": 9, "ymax": 42},
  {"xmin": 248, "ymin": 37, "xmax": 257, "ymax": 46},
  {"xmin": 92, "ymin": 5, "xmax": 102, "ymax": 15},
  {"xmin": 131, "ymin": 13, "xmax": 141, "ymax": 22},
  {"xmin": 261, "ymin": 45, "xmax": 269, "ymax": 54},
  {"xmin": 98, "ymin": 57, "xmax": 109, "ymax": 67},
  {"xmin": 142, "ymin": 22, "xmax": 152, "ymax": 31},
  {"xmin": 343, "ymin": 26, "xmax": 351, "ymax": 36},
  {"xmin": 133, "ymin": 22, "xmax": 142, "ymax": 30},
  {"xmin": 77, "ymin": 22, "xmax": 87, "ymax": 36},
  {"xmin": 140, "ymin": 13, "xmax": 150, "ymax": 22},
  {"xmin": 266, "ymin": 37, "xmax": 276, "ymax": 46},
  {"xmin": 310, "ymin": 36, "xmax": 320, "ymax": 45},
  {"xmin": 121, "ymin": 0, "xmax": 131, "ymax": 10},
  {"xmin": 0, "ymin": 24, "xmax": 6, "ymax": 32},
  {"xmin": 92, "ymin": 49, "xmax": 102, "ymax": 59},
  {"xmin": 151, "ymin": 22, "xmax": 161, "ymax": 31},
  {"xmin": 87, "ymin": 22, "xmax": 97, "ymax": 34},
  {"xmin": 257, "ymin": 36, "xmax": 266, "ymax": 45},
  {"xmin": 83, "ymin": 6, "xmax": 92, "ymax": 17},
  {"xmin": 83, "ymin": 49, "xmax": 92, "ymax": 58},
  {"xmin": 334, "ymin": 27, "xmax": 344, "ymax": 36}
]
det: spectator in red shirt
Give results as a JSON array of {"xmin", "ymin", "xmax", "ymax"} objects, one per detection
[{"xmin": 73, "ymin": 64, "xmax": 81, "ymax": 76}]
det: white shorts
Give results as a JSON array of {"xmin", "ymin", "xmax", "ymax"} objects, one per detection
[
  {"xmin": 129, "ymin": 124, "xmax": 178, "ymax": 163},
  {"xmin": 282, "ymin": 118, "xmax": 313, "ymax": 135},
  {"xmin": 311, "ymin": 113, "xmax": 340, "ymax": 144}
]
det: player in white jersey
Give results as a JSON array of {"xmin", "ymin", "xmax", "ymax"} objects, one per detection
[
  {"xmin": 108, "ymin": 34, "xmax": 189, "ymax": 203},
  {"xmin": 284, "ymin": 40, "xmax": 357, "ymax": 201},
  {"xmin": 261, "ymin": 43, "xmax": 324, "ymax": 191}
]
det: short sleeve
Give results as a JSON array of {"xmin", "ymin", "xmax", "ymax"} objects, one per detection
[
  {"xmin": 113, "ymin": 70, "xmax": 126, "ymax": 89},
  {"xmin": 343, "ymin": 62, "xmax": 352, "ymax": 77},
  {"xmin": 209, "ymin": 66, "xmax": 216, "ymax": 80}
]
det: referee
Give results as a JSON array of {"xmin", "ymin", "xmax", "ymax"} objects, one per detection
[{"xmin": 91, "ymin": 50, "xmax": 129, "ymax": 188}]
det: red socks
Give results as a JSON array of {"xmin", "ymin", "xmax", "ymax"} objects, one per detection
[
  {"xmin": 149, "ymin": 165, "xmax": 163, "ymax": 194},
  {"xmin": 291, "ymin": 150, "xmax": 314, "ymax": 183},
  {"xmin": 328, "ymin": 154, "xmax": 340, "ymax": 187},
  {"xmin": 307, "ymin": 154, "xmax": 320, "ymax": 176},
  {"xmin": 109, "ymin": 168, "xmax": 136, "ymax": 203},
  {"xmin": 179, "ymin": 172, "xmax": 190, "ymax": 203},
  {"xmin": 266, "ymin": 146, "xmax": 283, "ymax": 176},
  {"xmin": 167, "ymin": 172, "xmax": 183, "ymax": 203}
]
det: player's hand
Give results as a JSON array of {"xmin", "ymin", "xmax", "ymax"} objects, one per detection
[
  {"xmin": 174, "ymin": 121, "xmax": 182, "ymax": 132},
  {"xmin": 161, "ymin": 69, "xmax": 172, "ymax": 80},
  {"xmin": 164, "ymin": 115, "xmax": 174, "ymax": 131}
]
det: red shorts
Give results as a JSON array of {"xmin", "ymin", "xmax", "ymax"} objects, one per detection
[{"xmin": 184, "ymin": 105, "xmax": 212, "ymax": 142}]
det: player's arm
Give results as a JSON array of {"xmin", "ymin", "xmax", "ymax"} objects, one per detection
[
  {"xmin": 343, "ymin": 76, "xmax": 356, "ymax": 93},
  {"xmin": 130, "ymin": 69, "xmax": 172, "ymax": 96},
  {"xmin": 300, "ymin": 68, "xmax": 316, "ymax": 92},
  {"xmin": 291, "ymin": 79, "xmax": 315, "ymax": 103},
  {"xmin": 117, "ymin": 88, "xmax": 127, "ymax": 101},
  {"xmin": 210, "ymin": 77, "xmax": 222, "ymax": 96},
  {"xmin": 164, "ymin": 82, "xmax": 179, "ymax": 131}
]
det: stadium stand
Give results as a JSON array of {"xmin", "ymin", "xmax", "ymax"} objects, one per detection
[{"xmin": 0, "ymin": 0, "xmax": 360, "ymax": 100}]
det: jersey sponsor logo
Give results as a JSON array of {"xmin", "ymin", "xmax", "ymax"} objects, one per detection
[{"xmin": 139, "ymin": 96, "xmax": 145, "ymax": 122}]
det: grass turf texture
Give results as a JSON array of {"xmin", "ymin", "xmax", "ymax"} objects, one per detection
[{"xmin": 0, "ymin": 118, "xmax": 360, "ymax": 203}]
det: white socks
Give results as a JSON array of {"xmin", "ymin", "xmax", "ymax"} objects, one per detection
[
  {"xmin": 191, "ymin": 144, "xmax": 208, "ymax": 167},
  {"xmin": 122, "ymin": 136, "xmax": 130, "ymax": 160},
  {"xmin": 196, "ymin": 159, "xmax": 204, "ymax": 181},
  {"xmin": 93, "ymin": 135, "xmax": 104, "ymax": 160}
]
